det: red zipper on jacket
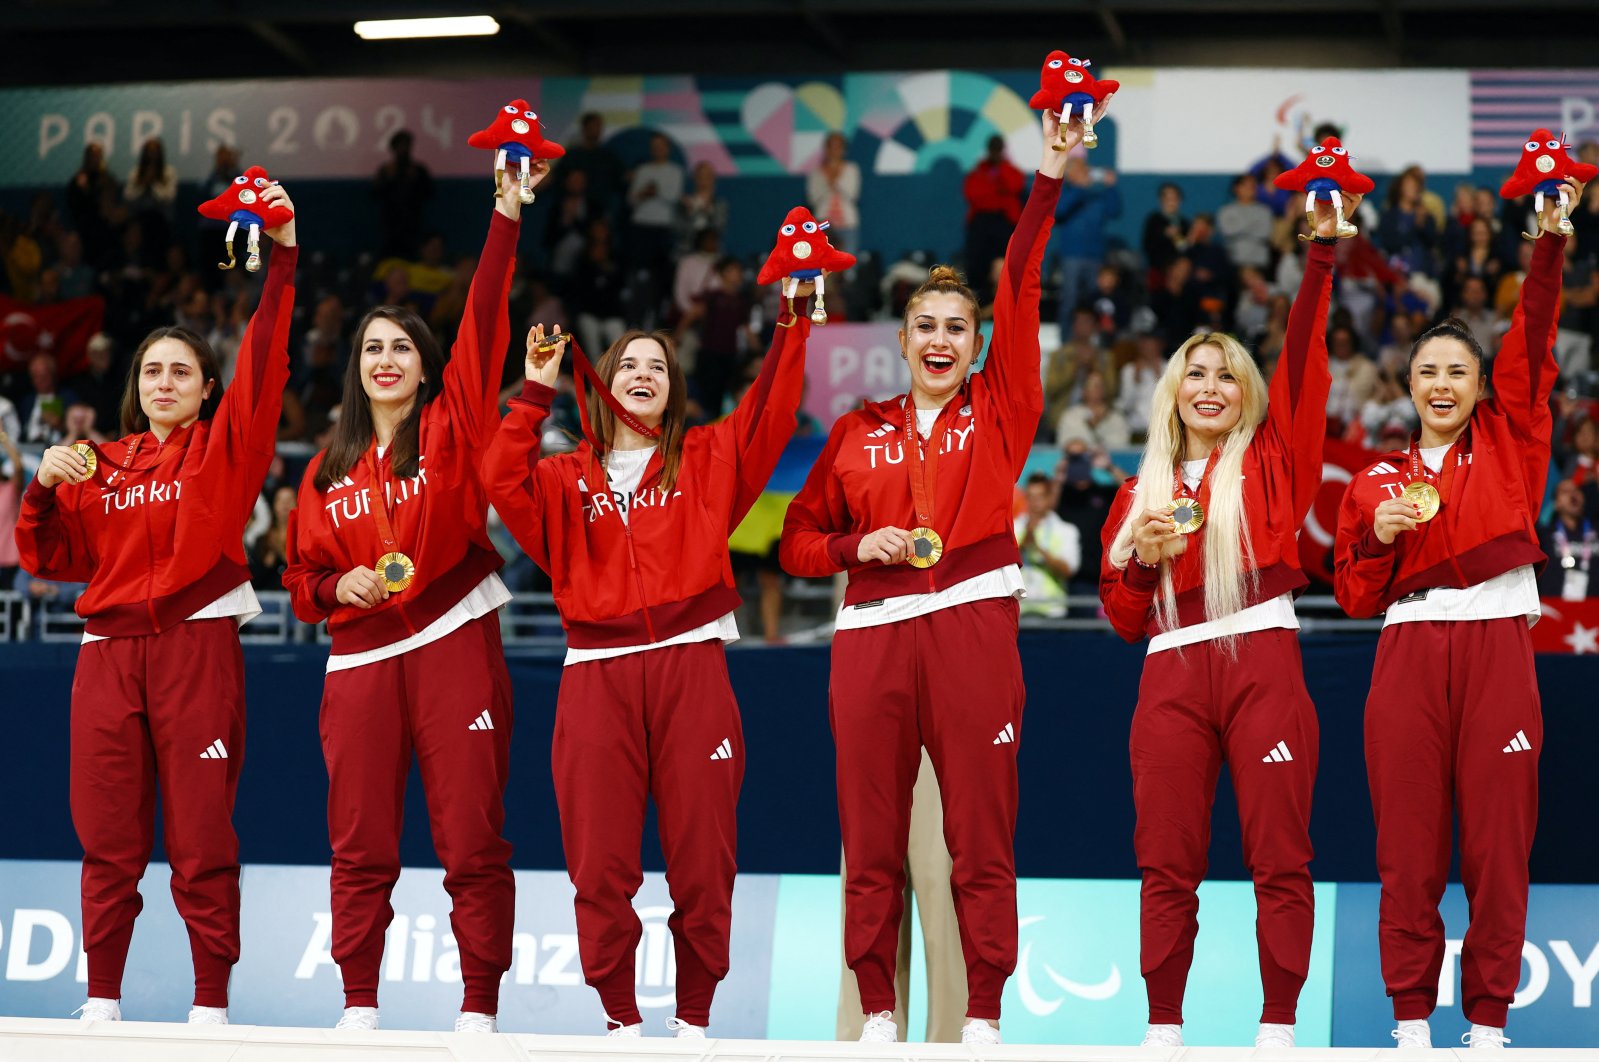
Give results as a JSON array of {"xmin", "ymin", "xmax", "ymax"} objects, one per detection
[{"xmin": 621, "ymin": 519, "xmax": 658, "ymax": 643}]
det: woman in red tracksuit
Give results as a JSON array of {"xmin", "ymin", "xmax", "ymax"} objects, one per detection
[
  {"xmin": 1098, "ymin": 199, "xmax": 1347, "ymax": 1051},
  {"xmin": 481, "ymin": 282, "xmax": 814, "ymax": 1038},
  {"xmin": 14, "ymin": 184, "xmax": 297, "ymax": 1026},
  {"xmin": 283, "ymin": 166, "xmax": 537, "ymax": 1035},
  {"xmin": 779, "ymin": 105, "xmax": 1085, "ymax": 1049},
  {"xmin": 1332, "ymin": 178, "xmax": 1582, "ymax": 1052}
]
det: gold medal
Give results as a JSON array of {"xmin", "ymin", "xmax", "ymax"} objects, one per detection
[
  {"xmin": 907, "ymin": 526, "xmax": 944, "ymax": 568},
  {"xmin": 70, "ymin": 442, "xmax": 97, "ymax": 476},
  {"xmin": 377, "ymin": 551, "xmax": 416, "ymax": 592},
  {"xmin": 1402, "ymin": 480, "xmax": 1441, "ymax": 523},
  {"xmin": 535, "ymin": 331, "xmax": 573, "ymax": 354},
  {"xmin": 1164, "ymin": 498, "xmax": 1206, "ymax": 534}
]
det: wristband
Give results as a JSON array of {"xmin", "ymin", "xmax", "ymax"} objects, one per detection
[{"xmin": 1310, "ymin": 234, "xmax": 1339, "ymax": 246}]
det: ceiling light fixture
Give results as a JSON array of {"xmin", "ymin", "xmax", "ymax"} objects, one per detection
[{"xmin": 354, "ymin": 16, "xmax": 501, "ymax": 40}]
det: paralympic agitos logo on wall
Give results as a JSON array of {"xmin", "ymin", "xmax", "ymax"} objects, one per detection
[{"xmin": 1013, "ymin": 914, "xmax": 1122, "ymax": 1016}]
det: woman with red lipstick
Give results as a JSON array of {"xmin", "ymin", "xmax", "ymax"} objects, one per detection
[
  {"xmin": 1098, "ymin": 194, "xmax": 1351, "ymax": 1051},
  {"xmin": 1333, "ymin": 176, "xmax": 1585, "ymax": 1052},
  {"xmin": 481, "ymin": 269, "xmax": 816, "ymax": 1036},
  {"xmin": 283, "ymin": 165, "xmax": 542, "ymax": 1035},
  {"xmin": 779, "ymin": 103, "xmax": 1094, "ymax": 1047},
  {"xmin": 15, "ymin": 183, "xmax": 297, "ymax": 1027}
]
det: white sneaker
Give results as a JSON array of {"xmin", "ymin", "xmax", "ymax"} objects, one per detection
[
  {"xmin": 1255, "ymin": 1022, "xmax": 1294, "ymax": 1048},
  {"xmin": 665, "ymin": 1017, "xmax": 707, "ymax": 1039},
  {"xmin": 1464, "ymin": 1024, "xmax": 1510, "ymax": 1050},
  {"xmin": 188, "ymin": 1006, "xmax": 228, "ymax": 1025},
  {"xmin": 74, "ymin": 998, "xmax": 121, "ymax": 1023},
  {"xmin": 859, "ymin": 1010, "xmax": 897, "ymax": 1043},
  {"xmin": 960, "ymin": 1018, "xmax": 1001, "ymax": 1045},
  {"xmin": 1141, "ymin": 1023, "xmax": 1183, "ymax": 1047},
  {"xmin": 455, "ymin": 1011, "xmax": 497, "ymax": 1033},
  {"xmin": 1393, "ymin": 1020, "xmax": 1432, "ymax": 1049},
  {"xmin": 606, "ymin": 1020, "xmax": 643, "ymax": 1038},
  {"xmin": 335, "ymin": 1006, "xmax": 379, "ymax": 1031}
]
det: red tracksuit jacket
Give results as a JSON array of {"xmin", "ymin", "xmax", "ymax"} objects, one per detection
[
  {"xmin": 14, "ymin": 244, "xmax": 297, "ymax": 637},
  {"xmin": 282, "ymin": 212, "xmax": 517, "ymax": 653},
  {"xmin": 780, "ymin": 173, "xmax": 1061, "ymax": 602},
  {"xmin": 480, "ymin": 308, "xmax": 811, "ymax": 650},
  {"xmin": 1098, "ymin": 240, "xmax": 1336, "ymax": 642},
  {"xmin": 1332, "ymin": 234, "xmax": 1563, "ymax": 618}
]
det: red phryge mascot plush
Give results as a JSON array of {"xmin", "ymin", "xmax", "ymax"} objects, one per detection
[
  {"xmin": 756, "ymin": 206, "xmax": 856, "ymax": 325},
  {"xmin": 1274, "ymin": 136, "xmax": 1375, "ymax": 240},
  {"xmin": 467, "ymin": 99, "xmax": 566, "ymax": 204},
  {"xmin": 1029, "ymin": 50, "xmax": 1118, "ymax": 150},
  {"xmin": 1500, "ymin": 128, "xmax": 1597, "ymax": 240},
  {"xmin": 196, "ymin": 165, "xmax": 293, "ymax": 272}
]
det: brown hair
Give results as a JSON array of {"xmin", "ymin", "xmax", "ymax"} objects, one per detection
[
  {"xmin": 903, "ymin": 264, "xmax": 979, "ymax": 326},
  {"xmin": 119, "ymin": 326, "xmax": 225, "ymax": 436},
  {"xmin": 587, "ymin": 331, "xmax": 688, "ymax": 495},
  {"xmin": 314, "ymin": 306, "xmax": 447, "ymax": 491}
]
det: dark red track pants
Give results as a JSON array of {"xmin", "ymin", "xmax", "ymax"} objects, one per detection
[
  {"xmin": 1130, "ymin": 627, "xmax": 1318, "ymax": 1026},
  {"xmin": 1365, "ymin": 618, "xmax": 1540, "ymax": 1028},
  {"xmin": 830, "ymin": 597, "xmax": 1025, "ymax": 1021},
  {"xmin": 71, "ymin": 618, "xmax": 246, "ymax": 1008},
  {"xmin": 321, "ymin": 613, "xmax": 515, "ymax": 1015},
  {"xmin": 554, "ymin": 639, "xmax": 744, "ymax": 1027}
]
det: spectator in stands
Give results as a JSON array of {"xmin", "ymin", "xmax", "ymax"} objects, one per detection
[
  {"xmin": 962, "ymin": 135, "xmax": 1025, "ymax": 303},
  {"xmin": 1044, "ymin": 306, "xmax": 1112, "ymax": 429},
  {"xmin": 1538, "ymin": 477, "xmax": 1597, "ymax": 599},
  {"xmin": 1452, "ymin": 275, "xmax": 1500, "ymax": 361},
  {"xmin": 63, "ymin": 402, "xmax": 105, "ymax": 446},
  {"xmin": 1572, "ymin": 182, "xmax": 1599, "ymax": 269},
  {"xmin": 378, "ymin": 263, "xmax": 421, "ymax": 317},
  {"xmin": 249, "ymin": 485, "xmax": 296, "ymax": 592},
  {"xmin": 1377, "ymin": 167, "xmax": 1441, "ymax": 277},
  {"xmin": 571, "ymin": 217, "xmax": 629, "ymax": 357},
  {"xmin": 627, "ymin": 133, "xmax": 685, "ymax": 298},
  {"xmin": 1184, "ymin": 214, "xmax": 1233, "ymax": 306},
  {"xmin": 1149, "ymin": 255, "xmax": 1200, "ymax": 340},
  {"xmin": 1358, "ymin": 372, "xmax": 1418, "ymax": 449},
  {"xmin": 1086, "ymin": 264, "xmax": 1132, "ymax": 341},
  {"xmin": 809, "ymin": 132, "xmax": 862, "ymax": 254},
  {"xmin": 372, "ymin": 130, "xmax": 434, "ymax": 260},
  {"xmin": 1015, "ymin": 472, "xmax": 1080, "ymax": 618},
  {"xmin": 1325, "ymin": 323, "xmax": 1378, "ymax": 435},
  {"xmin": 679, "ymin": 161, "xmax": 728, "ymax": 252},
  {"xmin": 1056, "ymin": 369, "xmax": 1130, "ymax": 451},
  {"xmin": 21, "ymin": 353, "xmax": 75, "ymax": 445},
  {"xmin": 55, "ymin": 231, "xmax": 94, "ymax": 300},
  {"xmin": 204, "ymin": 143, "xmax": 242, "ymax": 202},
  {"xmin": 0, "ymin": 428, "xmax": 20, "ymax": 588},
  {"xmin": 680, "ymin": 256, "xmax": 756, "ymax": 421},
  {"xmin": 1119, "ymin": 331, "xmax": 1166, "ymax": 439},
  {"xmin": 67, "ymin": 333, "xmax": 121, "ymax": 435},
  {"xmin": 1053, "ymin": 155, "xmax": 1122, "ymax": 325},
  {"xmin": 559, "ymin": 112, "xmax": 625, "ymax": 213},
  {"xmin": 1141, "ymin": 182, "xmax": 1189, "ymax": 282},
  {"xmin": 65, "ymin": 142, "xmax": 118, "ymax": 270},
  {"xmin": 1565, "ymin": 416, "xmax": 1599, "ymax": 487},
  {"xmin": 1234, "ymin": 265, "xmax": 1273, "ymax": 345},
  {"xmin": 1377, "ymin": 311, "xmax": 1418, "ymax": 380},
  {"xmin": 546, "ymin": 168, "xmax": 600, "ymax": 276},
  {"xmin": 674, "ymin": 227, "xmax": 723, "ymax": 320},
  {"xmin": 1449, "ymin": 217, "xmax": 1504, "ymax": 305},
  {"xmin": 0, "ymin": 392, "xmax": 18, "ymax": 442},
  {"xmin": 1, "ymin": 212, "xmax": 44, "ymax": 303},
  {"xmin": 123, "ymin": 138, "xmax": 178, "ymax": 260},
  {"xmin": 1217, "ymin": 173, "xmax": 1274, "ymax": 272}
]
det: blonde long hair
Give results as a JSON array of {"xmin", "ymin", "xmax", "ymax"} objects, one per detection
[{"xmin": 1107, "ymin": 333, "xmax": 1268, "ymax": 632}]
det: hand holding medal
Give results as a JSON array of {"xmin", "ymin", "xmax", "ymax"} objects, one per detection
[
  {"xmin": 35, "ymin": 442, "xmax": 97, "ymax": 488},
  {"xmin": 526, "ymin": 323, "xmax": 566, "ymax": 389},
  {"xmin": 1372, "ymin": 496, "xmax": 1423, "ymax": 545},
  {"xmin": 1132, "ymin": 506, "xmax": 1188, "ymax": 566}
]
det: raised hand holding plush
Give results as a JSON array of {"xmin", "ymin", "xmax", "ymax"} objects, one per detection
[
  {"xmin": 1274, "ymin": 137, "xmax": 1375, "ymax": 240},
  {"xmin": 1029, "ymin": 50, "xmax": 1119, "ymax": 150},
  {"xmin": 196, "ymin": 166, "xmax": 294, "ymax": 272},
  {"xmin": 757, "ymin": 207, "xmax": 856, "ymax": 325},
  {"xmin": 1500, "ymin": 129, "xmax": 1597, "ymax": 239},
  {"xmin": 467, "ymin": 99, "xmax": 565, "ymax": 205}
]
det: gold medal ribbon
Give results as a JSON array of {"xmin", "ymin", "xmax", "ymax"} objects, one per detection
[
  {"xmin": 902, "ymin": 394, "xmax": 964, "ymax": 567},
  {"xmin": 365, "ymin": 447, "xmax": 415, "ymax": 592}
]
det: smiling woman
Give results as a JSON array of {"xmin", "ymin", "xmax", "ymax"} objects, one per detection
[
  {"xmin": 13, "ymin": 180, "xmax": 299, "ymax": 1027},
  {"xmin": 282, "ymin": 160, "xmax": 544, "ymax": 1035}
]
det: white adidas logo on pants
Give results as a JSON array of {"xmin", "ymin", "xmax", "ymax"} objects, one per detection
[
  {"xmin": 1503, "ymin": 730, "xmax": 1532, "ymax": 754},
  {"xmin": 467, "ymin": 711, "xmax": 495, "ymax": 731},
  {"xmin": 993, "ymin": 723, "xmax": 1015, "ymax": 745},
  {"xmin": 710, "ymin": 738, "xmax": 734, "ymax": 761},
  {"xmin": 1262, "ymin": 740, "xmax": 1293, "ymax": 763},
  {"xmin": 199, "ymin": 740, "xmax": 228, "ymax": 760}
]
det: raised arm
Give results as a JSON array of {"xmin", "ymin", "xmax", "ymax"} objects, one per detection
[
  {"xmin": 439, "ymin": 165, "xmax": 545, "ymax": 445},
  {"xmin": 709, "ymin": 296, "xmax": 813, "ymax": 529},
  {"xmin": 1491, "ymin": 187, "xmax": 1574, "ymax": 509},
  {"xmin": 778, "ymin": 418, "xmax": 858, "ymax": 577},
  {"xmin": 1262, "ymin": 212, "xmax": 1340, "ymax": 521}
]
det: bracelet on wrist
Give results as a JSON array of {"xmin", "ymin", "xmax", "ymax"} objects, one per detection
[
  {"xmin": 1133, "ymin": 554, "xmax": 1159, "ymax": 570},
  {"xmin": 1310, "ymin": 234, "xmax": 1339, "ymax": 246}
]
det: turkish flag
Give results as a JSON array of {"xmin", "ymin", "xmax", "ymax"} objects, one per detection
[
  {"xmin": 1531, "ymin": 598, "xmax": 1599, "ymax": 655},
  {"xmin": 1299, "ymin": 437, "xmax": 1384, "ymax": 589},
  {"xmin": 0, "ymin": 294, "xmax": 106, "ymax": 377}
]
